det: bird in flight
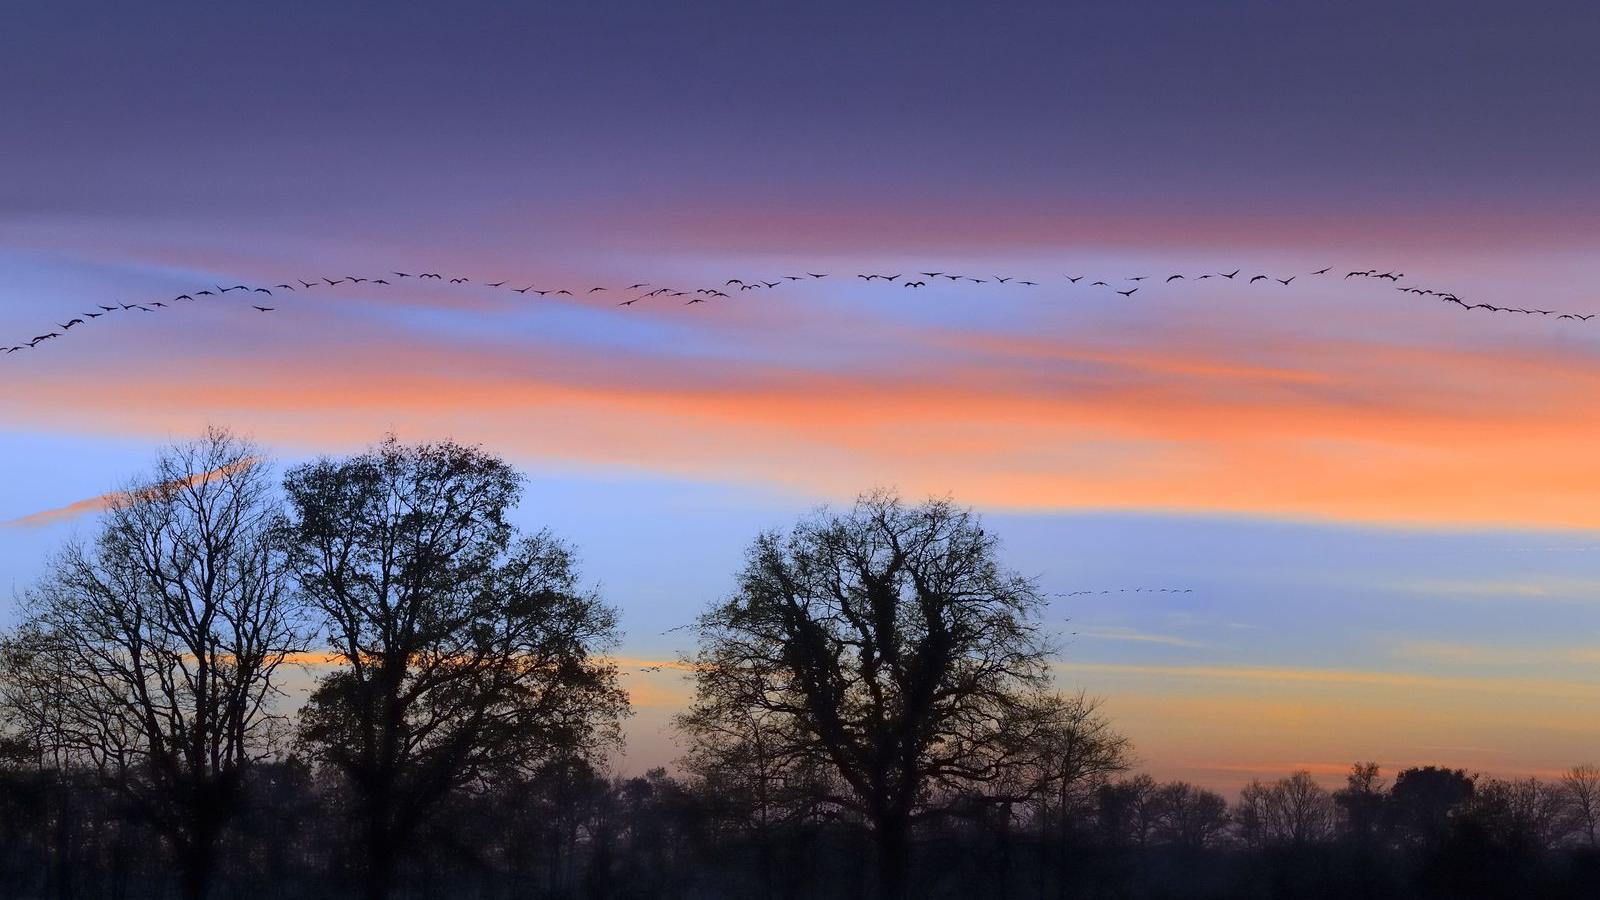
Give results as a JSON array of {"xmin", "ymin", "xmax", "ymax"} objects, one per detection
[
  {"xmin": 252, "ymin": 305, "xmax": 275, "ymax": 312},
  {"xmin": 1117, "ymin": 288, "xmax": 1138, "ymax": 297}
]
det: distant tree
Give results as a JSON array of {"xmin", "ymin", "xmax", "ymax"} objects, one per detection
[
  {"xmin": 283, "ymin": 436, "xmax": 627, "ymax": 900},
  {"xmin": 1274, "ymin": 771, "xmax": 1337, "ymax": 845},
  {"xmin": 1562, "ymin": 764, "xmax": 1600, "ymax": 847},
  {"xmin": 1233, "ymin": 779, "xmax": 1272, "ymax": 849},
  {"xmin": 1029, "ymin": 692, "xmax": 1131, "ymax": 836},
  {"xmin": 1391, "ymin": 766, "xmax": 1475, "ymax": 847},
  {"xmin": 678, "ymin": 492, "xmax": 1055, "ymax": 900},
  {"xmin": 1153, "ymin": 781, "xmax": 1230, "ymax": 849},
  {"xmin": 1468, "ymin": 777, "xmax": 1571, "ymax": 852},
  {"xmin": 1233, "ymin": 771, "xmax": 1335, "ymax": 847},
  {"xmin": 0, "ymin": 428, "xmax": 307, "ymax": 900},
  {"xmin": 1333, "ymin": 761, "xmax": 1387, "ymax": 844}
]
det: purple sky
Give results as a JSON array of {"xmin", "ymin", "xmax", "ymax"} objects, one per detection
[{"xmin": 3, "ymin": 0, "xmax": 1600, "ymax": 789}]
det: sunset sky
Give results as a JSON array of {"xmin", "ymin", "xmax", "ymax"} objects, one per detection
[{"xmin": 4, "ymin": 0, "xmax": 1600, "ymax": 792}]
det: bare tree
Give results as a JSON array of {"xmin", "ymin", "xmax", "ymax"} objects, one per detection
[
  {"xmin": 282, "ymin": 436, "xmax": 627, "ymax": 900},
  {"xmin": 1233, "ymin": 771, "xmax": 1335, "ymax": 847},
  {"xmin": 1029, "ymin": 692, "xmax": 1131, "ymax": 831},
  {"xmin": 1152, "ymin": 781, "xmax": 1230, "ymax": 849},
  {"xmin": 0, "ymin": 427, "xmax": 307, "ymax": 900},
  {"xmin": 677, "ymin": 492, "xmax": 1054, "ymax": 900},
  {"xmin": 1562, "ymin": 764, "xmax": 1600, "ymax": 847}
]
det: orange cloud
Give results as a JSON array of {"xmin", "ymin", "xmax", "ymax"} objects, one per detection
[
  {"xmin": 3, "ymin": 457, "xmax": 260, "ymax": 529},
  {"xmin": 8, "ymin": 285, "xmax": 1600, "ymax": 529}
]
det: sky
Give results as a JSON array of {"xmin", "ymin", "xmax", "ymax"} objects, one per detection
[{"xmin": 3, "ymin": 0, "xmax": 1600, "ymax": 793}]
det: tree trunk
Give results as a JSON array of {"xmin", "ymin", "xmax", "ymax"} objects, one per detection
[
  {"xmin": 874, "ymin": 817, "xmax": 911, "ymax": 900},
  {"xmin": 178, "ymin": 838, "xmax": 216, "ymax": 900},
  {"xmin": 50, "ymin": 779, "xmax": 73, "ymax": 900},
  {"xmin": 365, "ymin": 814, "xmax": 397, "ymax": 900}
]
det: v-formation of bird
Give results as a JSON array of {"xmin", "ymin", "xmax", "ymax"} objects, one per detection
[{"xmin": 5, "ymin": 262, "xmax": 1591, "ymax": 356}]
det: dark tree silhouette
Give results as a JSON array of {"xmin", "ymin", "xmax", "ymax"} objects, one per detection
[
  {"xmin": 1563, "ymin": 765, "xmax": 1600, "ymax": 848},
  {"xmin": 0, "ymin": 428, "xmax": 308, "ymax": 900},
  {"xmin": 1334, "ymin": 761, "xmax": 1389, "ymax": 846},
  {"xmin": 1391, "ymin": 766, "xmax": 1476, "ymax": 847},
  {"xmin": 281, "ymin": 436, "xmax": 627, "ymax": 900},
  {"xmin": 678, "ymin": 491, "xmax": 1057, "ymax": 900}
]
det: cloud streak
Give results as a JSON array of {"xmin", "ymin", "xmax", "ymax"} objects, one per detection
[{"xmin": 3, "ymin": 458, "xmax": 259, "ymax": 529}]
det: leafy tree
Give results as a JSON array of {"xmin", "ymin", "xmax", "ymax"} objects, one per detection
[
  {"xmin": 1334, "ymin": 761, "xmax": 1388, "ymax": 845},
  {"xmin": 283, "ymin": 436, "xmax": 627, "ymax": 900},
  {"xmin": 678, "ymin": 492, "xmax": 1055, "ymax": 899},
  {"xmin": 1391, "ymin": 766, "xmax": 1475, "ymax": 847}
]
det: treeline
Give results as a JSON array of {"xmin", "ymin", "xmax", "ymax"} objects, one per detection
[{"xmin": 0, "ymin": 430, "xmax": 1597, "ymax": 900}]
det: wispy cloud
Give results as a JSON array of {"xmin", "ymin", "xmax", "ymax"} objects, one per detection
[
  {"xmin": 2, "ymin": 459, "xmax": 258, "ymax": 529},
  {"xmin": 1385, "ymin": 577, "xmax": 1600, "ymax": 602},
  {"xmin": 1391, "ymin": 640, "xmax": 1600, "ymax": 668},
  {"xmin": 1074, "ymin": 626, "xmax": 1210, "ymax": 649},
  {"xmin": 1052, "ymin": 661, "xmax": 1600, "ymax": 700}
]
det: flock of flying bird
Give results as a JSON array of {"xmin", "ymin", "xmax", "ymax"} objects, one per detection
[
  {"xmin": 1058, "ymin": 588, "xmax": 1195, "ymax": 596},
  {"xmin": 6, "ymin": 261, "xmax": 1592, "ymax": 356}
]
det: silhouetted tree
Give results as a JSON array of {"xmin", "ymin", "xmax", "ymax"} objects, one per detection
[
  {"xmin": 0, "ymin": 428, "xmax": 307, "ymax": 900},
  {"xmin": 1152, "ymin": 781, "xmax": 1229, "ymax": 849},
  {"xmin": 1391, "ymin": 766, "xmax": 1475, "ymax": 848},
  {"xmin": 1333, "ymin": 761, "xmax": 1388, "ymax": 846},
  {"xmin": 678, "ymin": 492, "xmax": 1055, "ymax": 899},
  {"xmin": 1234, "ymin": 771, "xmax": 1335, "ymax": 847},
  {"xmin": 282, "ymin": 436, "xmax": 627, "ymax": 900},
  {"xmin": 1563, "ymin": 764, "xmax": 1600, "ymax": 847}
]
